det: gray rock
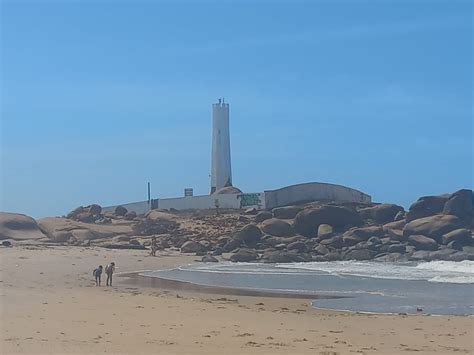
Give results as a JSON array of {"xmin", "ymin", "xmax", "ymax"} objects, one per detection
[
  {"xmin": 443, "ymin": 189, "xmax": 473, "ymax": 222},
  {"xmin": 448, "ymin": 252, "xmax": 474, "ymax": 261},
  {"xmin": 344, "ymin": 249, "xmax": 375, "ymax": 260},
  {"xmin": 180, "ymin": 240, "xmax": 207, "ymax": 253},
  {"xmin": 114, "ymin": 205, "xmax": 128, "ymax": 216},
  {"xmin": 409, "ymin": 250, "xmax": 432, "ymax": 261},
  {"xmin": 407, "ymin": 235, "xmax": 438, "ymax": 251},
  {"xmin": 317, "ymin": 224, "xmax": 334, "ymax": 239},
  {"xmin": 260, "ymin": 219, "xmax": 294, "ymax": 237},
  {"xmin": 294, "ymin": 205, "xmax": 362, "ymax": 237},
  {"xmin": 441, "ymin": 228, "xmax": 472, "ymax": 245},
  {"xmin": 287, "ymin": 241, "xmax": 306, "ymax": 252},
  {"xmin": 429, "ymin": 248, "xmax": 456, "ymax": 260},
  {"xmin": 375, "ymin": 252, "xmax": 405, "ymax": 262},
  {"xmin": 254, "ymin": 211, "xmax": 272, "ymax": 223},
  {"xmin": 222, "ymin": 239, "xmax": 241, "ymax": 252},
  {"xmin": 320, "ymin": 236, "xmax": 344, "ymax": 249},
  {"xmin": 387, "ymin": 244, "xmax": 406, "ymax": 253},
  {"xmin": 343, "ymin": 226, "xmax": 384, "ymax": 241},
  {"xmin": 313, "ymin": 244, "xmax": 329, "ymax": 255},
  {"xmin": 272, "ymin": 206, "xmax": 303, "ymax": 219},
  {"xmin": 201, "ymin": 255, "xmax": 218, "ymax": 262},
  {"xmin": 233, "ymin": 224, "xmax": 262, "ymax": 244},
  {"xmin": 230, "ymin": 249, "xmax": 258, "ymax": 262},
  {"xmin": 342, "ymin": 235, "xmax": 361, "ymax": 246},
  {"xmin": 358, "ymin": 204, "xmax": 404, "ymax": 224},
  {"xmin": 262, "ymin": 251, "xmax": 293, "ymax": 263},
  {"xmin": 406, "ymin": 194, "xmax": 450, "ymax": 222},
  {"xmin": 403, "ymin": 214, "xmax": 463, "ymax": 242}
]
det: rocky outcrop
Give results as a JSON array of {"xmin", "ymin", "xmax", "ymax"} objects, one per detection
[
  {"xmin": 0, "ymin": 212, "xmax": 47, "ymax": 240},
  {"xmin": 260, "ymin": 219, "xmax": 294, "ymax": 237},
  {"xmin": 230, "ymin": 249, "xmax": 258, "ymax": 262},
  {"xmin": 358, "ymin": 204, "xmax": 404, "ymax": 224},
  {"xmin": 233, "ymin": 224, "xmax": 262, "ymax": 245},
  {"xmin": 441, "ymin": 229, "xmax": 472, "ymax": 246},
  {"xmin": 294, "ymin": 205, "xmax": 362, "ymax": 237},
  {"xmin": 180, "ymin": 240, "xmax": 207, "ymax": 253},
  {"xmin": 114, "ymin": 206, "xmax": 128, "ymax": 216}
]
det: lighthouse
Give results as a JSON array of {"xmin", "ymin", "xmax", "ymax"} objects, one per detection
[{"xmin": 210, "ymin": 98, "xmax": 232, "ymax": 194}]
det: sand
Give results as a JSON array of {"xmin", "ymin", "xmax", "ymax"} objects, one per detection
[{"xmin": 1, "ymin": 245, "xmax": 472, "ymax": 354}]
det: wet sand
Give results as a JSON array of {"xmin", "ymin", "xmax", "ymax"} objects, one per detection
[{"xmin": 1, "ymin": 245, "xmax": 473, "ymax": 354}]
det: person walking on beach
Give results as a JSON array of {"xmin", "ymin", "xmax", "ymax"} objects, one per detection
[
  {"xmin": 93, "ymin": 265, "xmax": 103, "ymax": 286},
  {"xmin": 105, "ymin": 262, "xmax": 115, "ymax": 286}
]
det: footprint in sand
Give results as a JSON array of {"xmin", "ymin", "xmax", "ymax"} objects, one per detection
[{"xmin": 235, "ymin": 333, "xmax": 254, "ymax": 337}]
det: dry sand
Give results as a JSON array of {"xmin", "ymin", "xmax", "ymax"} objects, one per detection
[{"xmin": 1, "ymin": 245, "xmax": 472, "ymax": 354}]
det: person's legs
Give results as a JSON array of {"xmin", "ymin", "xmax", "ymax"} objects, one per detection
[
  {"xmin": 95, "ymin": 276, "xmax": 98, "ymax": 286},
  {"xmin": 98, "ymin": 275, "xmax": 101, "ymax": 286},
  {"xmin": 109, "ymin": 273, "xmax": 113, "ymax": 286}
]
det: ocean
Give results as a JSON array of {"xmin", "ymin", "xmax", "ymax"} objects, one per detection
[{"xmin": 141, "ymin": 260, "xmax": 474, "ymax": 316}]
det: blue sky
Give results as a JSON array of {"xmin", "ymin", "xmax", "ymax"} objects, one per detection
[{"xmin": 1, "ymin": 0, "xmax": 472, "ymax": 218}]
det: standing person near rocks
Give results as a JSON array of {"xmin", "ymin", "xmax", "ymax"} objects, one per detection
[
  {"xmin": 93, "ymin": 265, "xmax": 103, "ymax": 286},
  {"xmin": 150, "ymin": 237, "xmax": 158, "ymax": 257},
  {"xmin": 105, "ymin": 262, "xmax": 115, "ymax": 286}
]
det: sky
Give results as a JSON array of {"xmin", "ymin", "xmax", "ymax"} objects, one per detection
[{"xmin": 1, "ymin": 0, "xmax": 473, "ymax": 218}]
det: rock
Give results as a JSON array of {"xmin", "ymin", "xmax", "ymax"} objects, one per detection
[
  {"xmin": 129, "ymin": 239, "xmax": 140, "ymax": 245},
  {"xmin": 254, "ymin": 211, "xmax": 272, "ymax": 223},
  {"xmin": 344, "ymin": 249, "xmax": 375, "ymax": 260},
  {"xmin": 443, "ymin": 189, "xmax": 473, "ymax": 222},
  {"xmin": 342, "ymin": 235, "xmax": 361, "ymax": 246},
  {"xmin": 409, "ymin": 250, "xmax": 432, "ymax": 261},
  {"xmin": 375, "ymin": 252, "xmax": 405, "ymax": 262},
  {"xmin": 259, "ymin": 219, "xmax": 294, "ymax": 237},
  {"xmin": 385, "ymin": 228, "xmax": 404, "ymax": 241},
  {"xmin": 2, "ymin": 240, "xmax": 12, "ymax": 247},
  {"xmin": 222, "ymin": 239, "xmax": 241, "ymax": 252},
  {"xmin": 233, "ymin": 224, "xmax": 262, "ymax": 245},
  {"xmin": 317, "ymin": 224, "xmax": 334, "ymax": 239},
  {"xmin": 287, "ymin": 241, "xmax": 306, "ymax": 252},
  {"xmin": 429, "ymin": 248, "xmax": 456, "ymax": 260},
  {"xmin": 230, "ymin": 249, "xmax": 258, "ymax": 262},
  {"xmin": 124, "ymin": 211, "xmax": 137, "ymax": 221},
  {"xmin": 320, "ymin": 236, "xmax": 344, "ymax": 249},
  {"xmin": 343, "ymin": 226, "xmax": 384, "ymax": 241},
  {"xmin": 201, "ymin": 255, "xmax": 218, "ymax": 262},
  {"xmin": 313, "ymin": 244, "xmax": 329, "ymax": 255},
  {"xmin": 383, "ymin": 220, "xmax": 406, "ymax": 231},
  {"xmin": 75, "ymin": 212, "xmax": 95, "ymax": 223},
  {"xmin": 274, "ymin": 243, "xmax": 287, "ymax": 250},
  {"xmin": 86, "ymin": 204, "xmax": 102, "ymax": 215},
  {"xmin": 407, "ymin": 235, "xmax": 438, "ymax": 251},
  {"xmin": 394, "ymin": 211, "xmax": 406, "ymax": 221},
  {"xmin": 403, "ymin": 214, "xmax": 463, "ymax": 242},
  {"xmin": 180, "ymin": 241, "xmax": 207, "ymax": 253},
  {"xmin": 406, "ymin": 194, "xmax": 450, "ymax": 222},
  {"xmin": 52, "ymin": 231, "xmax": 74, "ymax": 243},
  {"xmin": 114, "ymin": 206, "xmax": 128, "ymax": 216},
  {"xmin": 448, "ymin": 252, "xmax": 474, "ymax": 261},
  {"xmin": 272, "ymin": 206, "xmax": 303, "ymax": 219},
  {"xmin": 262, "ymin": 251, "xmax": 293, "ymax": 263},
  {"xmin": 0, "ymin": 212, "xmax": 46, "ymax": 240},
  {"xmin": 447, "ymin": 240, "xmax": 464, "ymax": 251},
  {"xmin": 387, "ymin": 244, "xmax": 406, "ymax": 253},
  {"xmin": 294, "ymin": 205, "xmax": 362, "ymax": 237},
  {"xmin": 244, "ymin": 207, "xmax": 258, "ymax": 215},
  {"xmin": 71, "ymin": 229, "xmax": 96, "ymax": 241},
  {"xmin": 441, "ymin": 228, "xmax": 472, "ymax": 246},
  {"xmin": 358, "ymin": 204, "xmax": 404, "ymax": 224}
]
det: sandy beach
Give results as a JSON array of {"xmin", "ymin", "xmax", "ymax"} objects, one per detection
[{"xmin": 0, "ymin": 245, "xmax": 472, "ymax": 354}]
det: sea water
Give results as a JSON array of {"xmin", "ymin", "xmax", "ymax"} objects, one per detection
[{"xmin": 141, "ymin": 260, "xmax": 474, "ymax": 315}]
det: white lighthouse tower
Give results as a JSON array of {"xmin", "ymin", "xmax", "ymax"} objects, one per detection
[{"xmin": 210, "ymin": 98, "xmax": 232, "ymax": 194}]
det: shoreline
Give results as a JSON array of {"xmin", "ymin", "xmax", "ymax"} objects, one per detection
[{"xmin": 118, "ymin": 271, "xmax": 350, "ymax": 300}]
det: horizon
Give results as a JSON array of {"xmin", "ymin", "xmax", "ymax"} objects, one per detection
[{"xmin": 1, "ymin": 1, "xmax": 473, "ymax": 218}]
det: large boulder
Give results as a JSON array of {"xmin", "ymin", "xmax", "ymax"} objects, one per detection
[
  {"xmin": 294, "ymin": 205, "xmax": 362, "ymax": 237},
  {"xmin": 38, "ymin": 217, "xmax": 133, "ymax": 242},
  {"xmin": 114, "ymin": 205, "xmax": 128, "ymax": 216},
  {"xmin": 358, "ymin": 204, "xmax": 404, "ymax": 224},
  {"xmin": 317, "ymin": 224, "xmax": 334, "ymax": 239},
  {"xmin": 320, "ymin": 235, "xmax": 344, "ymax": 249},
  {"xmin": 0, "ymin": 212, "xmax": 47, "ymax": 240},
  {"xmin": 406, "ymin": 194, "xmax": 450, "ymax": 222},
  {"xmin": 407, "ymin": 235, "xmax": 438, "ymax": 251},
  {"xmin": 344, "ymin": 249, "xmax": 375, "ymax": 261},
  {"xmin": 443, "ymin": 189, "xmax": 473, "ymax": 222},
  {"xmin": 403, "ymin": 214, "xmax": 463, "ymax": 242},
  {"xmin": 261, "ymin": 250, "xmax": 293, "ymax": 263},
  {"xmin": 254, "ymin": 211, "xmax": 272, "ymax": 223},
  {"xmin": 233, "ymin": 224, "xmax": 262, "ymax": 245},
  {"xmin": 441, "ymin": 228, "xmax": 472, "ymax": 246},
  {"xmin": 272, "ymin": 206, "xmax": 303, "ymax": 219},
  {"xmin": 259, "ymin": 219, "xmax": 294, "ymax": 237},
  {"xmin": 180, "ymin": 240, "xmax": 207, "ymax": 253}
]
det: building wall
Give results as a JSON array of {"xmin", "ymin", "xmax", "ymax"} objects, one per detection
[
  {"xmin": 264, "ymin": 182, "xmax": 371, "ymax": 209},
  {"xmin": 101, "ymin": 183, "xmax": 370, "ymax": 214}
]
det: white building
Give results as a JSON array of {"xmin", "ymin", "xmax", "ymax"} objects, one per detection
[{"xmin": 210, "ymin": 98, "xmax": 232, "ymax": 194}]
